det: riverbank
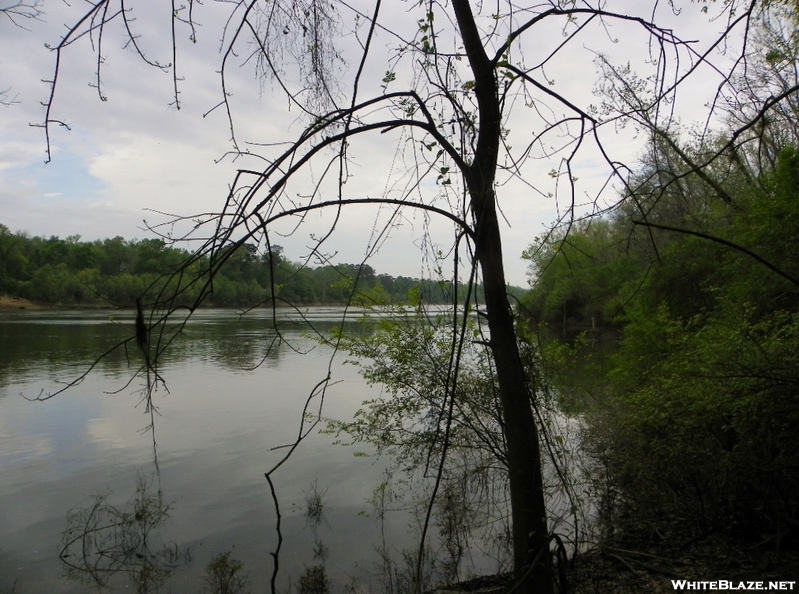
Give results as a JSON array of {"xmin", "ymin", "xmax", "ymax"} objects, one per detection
[
  {"xmin": 428, "ymin": 538, "xmax": 799, "ymax": 594},
  {"xmin": 0, "ymin": 295, "xmax": 42, "ymax": 310},
  {"xmin": 0, "ymin": 296, "xmax": 422, "ymax": 311}
]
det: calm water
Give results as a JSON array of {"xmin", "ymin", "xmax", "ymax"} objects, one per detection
[{"xmin": 0, "ymin": 308, "xmax": 418, "ymax": 593}]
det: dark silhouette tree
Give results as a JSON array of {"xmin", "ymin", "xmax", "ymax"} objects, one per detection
[{"xmin": 34, "ymin": 1, "xmax": 796, "ymax": 593}]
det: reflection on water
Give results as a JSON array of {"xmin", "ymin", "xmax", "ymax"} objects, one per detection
[
  {"xmin": 0, "ymin": 308, "xmax": 412, "ymax": 594},
  {"xmin": 0, "ymin": 307, "xmax": 376, "ymax": 389},
  {"xmin": 60, "ymin": 473, "xmax": 185, "ymax": 593},
  {"xmin": 201, "ymin": 551, "xmax": 251, "ymax": 594}
]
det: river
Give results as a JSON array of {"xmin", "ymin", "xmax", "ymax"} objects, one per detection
[{"xmin": 0, "ymin": 307, "xmax": 428, "ymax": 593}]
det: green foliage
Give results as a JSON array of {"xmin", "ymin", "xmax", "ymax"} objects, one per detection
[
  {"xmin": 332, "ymin": 308, "xmax": 588, "ymax": 579},
  {"xmin": 596, "ymin": 307, "xmax": 799, "ymax": 541},
  {"xmin": 531, "ymin": 145, "xmax": 799, "ymax": 546},
  {"xmin": 0, "ymin": 229, "xmax": 501, "ymax": 307},
  {"xmin": 328, "ymin": 310, "xmax": 517, "ymax": 576},
  {"xmin": 330, "ymin": 311, "xmax": 505, "ymax": 471},
  {"xmin": 521, "ymin": 218, "xmax": 639, "ymax": 338}
]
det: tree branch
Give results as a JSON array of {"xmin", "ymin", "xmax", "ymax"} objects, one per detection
[{"xmin": 632, "ymin": 219, "xmax": 799, "ymax": 288}]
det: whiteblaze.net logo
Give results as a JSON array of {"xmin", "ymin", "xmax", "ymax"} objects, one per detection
[{"xmin": 671, "ymin": 581, "xmax": 796, "ymax": 591}]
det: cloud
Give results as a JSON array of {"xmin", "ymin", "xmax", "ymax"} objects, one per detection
[{"xmin": 0, "ymin": 0, "xmax": 742, "ymax": 285}]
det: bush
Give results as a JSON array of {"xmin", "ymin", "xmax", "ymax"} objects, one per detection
[{"xmin": 201, "ymin": 551, "xmax": 250, "ymax": 594}]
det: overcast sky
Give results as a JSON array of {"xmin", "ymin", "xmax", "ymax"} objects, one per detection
[{"xmin": 0, "ymin": 1, "xmax": 745, "ymax": 287}]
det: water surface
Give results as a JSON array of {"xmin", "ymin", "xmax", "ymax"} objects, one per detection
[{"xmin": 0, "ymin": 307, "xmax": 410, "ymax": 593}]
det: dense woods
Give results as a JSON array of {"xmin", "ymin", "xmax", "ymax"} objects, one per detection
[
  {"xmin": 0, "ymin": 228, "xmax": 494, "ymax": 307},
  {"xmin": 513, "ymin": 8, "xmax": 799, "ymax": 573},
  {"xmin": 522, "ymin": 145, "xmax": 799, "ymax": 555}
]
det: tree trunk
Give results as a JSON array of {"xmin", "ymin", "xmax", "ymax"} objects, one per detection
[
  {"xmin": 451, "ymin": 2, "xmax": 553, "ymax": 592},
  {"xmin": 478, "ymin": 202, "xmax": 552, "ymax": 594}
]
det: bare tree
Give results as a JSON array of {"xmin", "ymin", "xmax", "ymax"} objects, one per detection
[
  {"xmin": 34, "ymin": 1, "xmax": 795, "ymax": 593},
  {"xmin": 0, "ymin": 0, "xmax": 42, "ymax": 25},
  {"xmin": 720, "ymin": 4, "xmax": 799, "ymax": 171},
  {"xmin": 1, "ymin": 0, "xmax": 43, "ymax": 106}
]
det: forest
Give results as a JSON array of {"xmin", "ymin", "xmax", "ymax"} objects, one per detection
[
  {"xmin": 0, "ymin": 228, "xmax": 498, "ymax": 307},
  {"xmin": 518, "ymin": 96, "xmax": 799, "ymax": 585}
]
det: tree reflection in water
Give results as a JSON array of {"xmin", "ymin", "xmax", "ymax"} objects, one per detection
[{"xmin": 59, "ymin": 473, "xmax": 186, "ymax": 593}]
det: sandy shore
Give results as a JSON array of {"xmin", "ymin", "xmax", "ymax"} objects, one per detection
[{"xmin": 0, "ymin": 295, "xmax": 42, "ymax": 310}]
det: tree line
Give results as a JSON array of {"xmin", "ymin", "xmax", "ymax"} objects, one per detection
[
  {"xmin": 0, "ymin": 228, "xmax": 494, "ymax": 307},
  {"xmin": 520, "ymin": 10, "xmax": 799, "ymax": 556},
  {"xmin": 521, "ymin": 142, "xmax": 799, "ymax": 549}
]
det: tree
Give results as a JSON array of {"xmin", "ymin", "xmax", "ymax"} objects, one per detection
[
  {"xmin": 329, "ymin": 310, "xmax": 560, "ymax": 584},
  {"xmin": 721, "ymin": 3, "xmax": 799, "ymax": 171},
  {"xmin": 534, "ymin": 144, "xmax": 799, "ymax": 547},
  {"xmin": 0, "ymin": 0, "xmax": 40, "ymax": 24},
  {"xmin": 521, "ymin": 6, "xmax": 799, "ymax": 538},
  {"xmin": 1, "ymin": 0, "xmax": 43, "ymax": 106},
  {"xmin": 33, "ymin": 1, "xmax": 794, "ymax": 592},
  {"xmin": 0, "ymin": 224, "xmax": 28, "ymax": 291}
]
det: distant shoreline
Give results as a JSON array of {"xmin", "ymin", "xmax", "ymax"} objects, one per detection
[
  {"xmin": 0, "ymin": 295, "xmax": 43, "ymax": 310},
  {"xmin": 0, "ymin": 295, "xmax": 462, "ymax": 311}
]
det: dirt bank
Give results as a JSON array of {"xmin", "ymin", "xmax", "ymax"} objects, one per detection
[{"xmin": 0, "ymin": 295, "xmax": 42, "ymax": 310}]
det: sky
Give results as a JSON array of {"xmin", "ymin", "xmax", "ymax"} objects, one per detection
[{"xmin": 0, "ymin": 0, "xmax": 748, "ymax": 287}]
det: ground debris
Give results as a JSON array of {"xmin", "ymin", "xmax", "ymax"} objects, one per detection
[
  {"xmin": 427, "ymin": 573, "xmax": 513, "ymax": 594},
  {"xmin": 571, "ymin": 535, "xmax": 799, "ymax": 594},
  {"xmin": 426, "ymin": 539, "xmax": 799, "ymax": 594}
]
